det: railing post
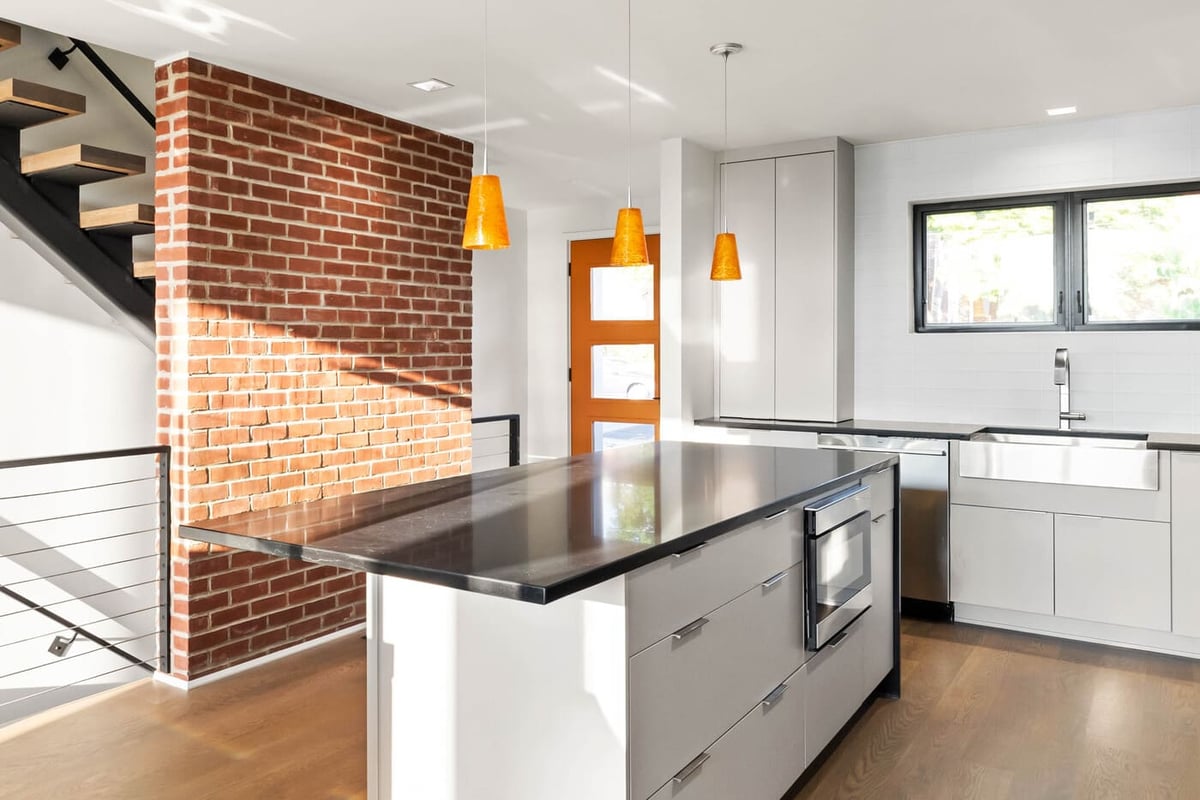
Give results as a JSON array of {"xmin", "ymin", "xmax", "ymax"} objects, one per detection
[{"xmin": 157, "ymin": 449, "xmax": 171, "ymax": 674}]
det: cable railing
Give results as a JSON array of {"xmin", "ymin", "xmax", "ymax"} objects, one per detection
[
  {"xmin": 471, "ymin": 414, "xmax": 520, "ymax": 471},
  {"xmin": 0, "ymin": 446, "xmax": 168, "ymax": 726}
]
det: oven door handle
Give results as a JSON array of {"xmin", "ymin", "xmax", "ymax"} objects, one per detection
[
  {"xmin": 807, "ymin": 509, "xmax": 869, "ymax": 541},
  {"xmin": 818, "ymin": 443, "xmax": 947, "ymax": 457}
]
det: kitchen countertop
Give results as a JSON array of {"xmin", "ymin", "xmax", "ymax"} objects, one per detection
[
  {"xmin": 1147, "ymin": 432, "xmax": 1200, "ymax": 452},
  {"xmin": 695, "ymin": 416, "xmax": 985, "ymax": 440},
  {"xmin": 181, "ymin": 441, "xmax": 895, "ymax": 604}
]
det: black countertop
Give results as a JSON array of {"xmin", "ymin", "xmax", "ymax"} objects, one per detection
[
  {"xmin": 695, "ymin": 417, "xmax": 985, "ymax": 440},
  {"xmin": 181, "ymin": 441, "xmax": 895, "ymax": 604},
  {"xmin": 697, "ymin": 417, "xmax": 1200, "ymax": 451}
]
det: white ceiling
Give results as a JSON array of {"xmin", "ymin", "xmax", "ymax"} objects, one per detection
[{"xmin": 5, "ymin": 0, "xmax": 1200, "ymax": 210}]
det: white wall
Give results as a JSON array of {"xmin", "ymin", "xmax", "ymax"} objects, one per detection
[
  {"xmin": 471, "ymin": 207, "xmax": 528, "ymax": 461},
  {"xmin": 855, "ymin": 105, "xmax": 1200, "ymax": 433},
  {"xmin": 0, "ymin": 227, "xmax": 156, "ymax": 458},
  {"xmin": 658, "ymin": 138, "xmax": 715, "ymax": 441},
  {"xmin": 525, "ymin": 197, "xmax": 660, "ymax": 459}
]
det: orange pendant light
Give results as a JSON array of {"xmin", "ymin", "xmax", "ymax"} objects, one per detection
[
  {"xmin": 710, "ymin": 232, "xmax": 742, "ymax": 280},
  {"xmin": 710, "ymin": 42, "xmax": 743, "ymax": 281},
  {"xmin": 610, "ymin": 0, "xmax": 649, "ymax": 266},
  {"xmin": 461, "ymin": 0, "xmax": 510, "ymax": 251}
]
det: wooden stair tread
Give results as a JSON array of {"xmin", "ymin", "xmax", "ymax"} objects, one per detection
[
  {"xmin": 23, "ymin": 144, "xmax": 146, "ymax": 185},
  {"xmin": 0, "ymin": 21, "xmax": 20, "ymax": 53},
  {"xmin": 132, "ymin": 261, "xmax": 155, "ymax": 279},
  {"xmin": 80, "ymin": 203, "xmax": 154, "ymax": 236},
  {"xmin": 0, "ymin": 78, "xmax": 85, "ymax": 129}
]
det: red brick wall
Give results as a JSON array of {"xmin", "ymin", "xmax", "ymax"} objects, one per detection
[{"xmin": 155, "ymin": 58, "xmax": 473, "ymax": 680}]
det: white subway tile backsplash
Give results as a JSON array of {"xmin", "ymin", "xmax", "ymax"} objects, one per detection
[{"xmin": 855, "ymin": 104, "xmax": 1200, "ymax": 436}]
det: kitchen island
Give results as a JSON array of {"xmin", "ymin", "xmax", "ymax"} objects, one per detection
[{"xmin": 182, "ymin": 441, "xmax": 899, "ymax": 800}]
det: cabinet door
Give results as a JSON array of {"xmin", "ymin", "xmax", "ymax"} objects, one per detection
[
  {"xmin": 862, "ymin": 511, "xmax": 894, "ymax": 695},
  {"xmin": 717, "ymin": 158, "xmax": 775, "ymax": 419},
  {"xmin": 1173, "ymin": 453, "xmax": 1200, "ymax": 638},
  {"xmin": 1055, "ymin": 514, "xmax": 1171, "ymax": 631},
  {"xmin": 774, "ymin": 151, "xmax": 837, "ymax": 421},
  {"xmin": 950, "ymin": 504, "xmax": 1053, "ymax": 614}
]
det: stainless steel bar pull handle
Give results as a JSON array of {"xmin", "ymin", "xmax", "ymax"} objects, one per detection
[
  {"xmin": 761, "ymin": 682, "xmax": 790, "ymax": 709},
  {"xmin": 761, "ymin": 570, "xmax": 788, "ymax": 589},
  {"xmin": 819, "ymin": 444, "xmax": 947, "ymax": 457},
  {"xmin": 764, "ymin": 507, "xmax": 790, "ymax": 521},
  {"xmin": 826, "ymin": 630, "xmax": 849, "ymax": 650},
  {"xmin": 672, "ymin": 541, "xmax": 707, "ymax": 559},
  {"xmin": 672, "ymin": 617, "xmax": 710, "ymax": 641},
  {"xmin": 672, "ymin": 752, "xmax": 711, "ymax": 785}
]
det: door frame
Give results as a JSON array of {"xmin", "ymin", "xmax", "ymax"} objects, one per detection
[{"xmin": 563, "ymin": 225, "xmax": 662, "ymax": 455}]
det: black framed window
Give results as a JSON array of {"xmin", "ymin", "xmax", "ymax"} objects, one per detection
[{"xmin": 915, "ymin": 182, "xmax": 1200, "ymax": 332}]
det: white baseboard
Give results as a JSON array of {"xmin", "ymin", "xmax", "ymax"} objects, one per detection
[
  {"xmin": 955, "ymin": 604, "xmax": 1200, "ymax": 661},
  {"xmin": 154, "ymin": 623, "xmax": 366, "ymax": 690}
]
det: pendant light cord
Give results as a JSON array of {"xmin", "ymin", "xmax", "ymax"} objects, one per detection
[
  {"xmin": 483, "ymin": 0, "xmax": 489, "ymax": 174},
  {"xmin": 626, "ymin": 0, "xmax": 632, "ymax": 208},
  {"xmin": 722, "ymin": 51, "xmax": 728, "ymax": 233}
]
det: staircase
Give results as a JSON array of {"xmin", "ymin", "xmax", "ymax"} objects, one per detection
[{"xmin": 0, "ymin": 25, "xmax": 154, "ymax": 342}]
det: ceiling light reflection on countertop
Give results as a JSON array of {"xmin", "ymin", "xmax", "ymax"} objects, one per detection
[
  {"xmin": 409, "ymin": 78, "xmax": 455, "ymax": 93},
  {"xmin": 1046, "ymin": 106, "xmax": 1077, "ymax": 116}
]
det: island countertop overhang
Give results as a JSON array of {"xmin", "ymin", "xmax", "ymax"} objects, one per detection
[{"xmin": 180, "ymin": 441, "xmax": 896, "ymax": 604}]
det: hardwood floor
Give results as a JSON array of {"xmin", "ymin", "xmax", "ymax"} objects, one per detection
[
  {"xmin": 2, "ymin": 621, "xmax": 1197, "ymax": 799},
  {"xmin": 0, "ymin": 635, "xmax": 366, "ymax": 799},
  {"xmin": 792, "ymin": 620, "xmax": 1200, "ymax": 800}
]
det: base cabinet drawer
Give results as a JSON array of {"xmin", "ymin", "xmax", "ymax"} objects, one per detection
[
  {"xmin": 804, "ymin": 614, "xmax": 866, "ymax": 760},
  {"xmin": 1054, "ymin": 514, "xmax": 1171, "ymax": 631},
  {"xmin": 950, "ymin": 504, "xmax": 1054, "ymax": 614},
  {"xmin": 627, "ymin": 509, "xmax": 804, "ymax": 654},
  {"xmin": 647, "ymin": 665, "xmax": 807, "ymax": 800},
  {"xmin": 630, "ymin": 562, "xmax": 805, "ymax": 800}
]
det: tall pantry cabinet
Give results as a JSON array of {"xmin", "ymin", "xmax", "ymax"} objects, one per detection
[{"xmin": 716, "ymin": 138, "xmax": 854, "ymax": 423}]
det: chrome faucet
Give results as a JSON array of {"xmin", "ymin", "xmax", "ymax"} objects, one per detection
[{"xmin": 1054, "ymin": 348, "xmax": 1086, "ymax": 430}]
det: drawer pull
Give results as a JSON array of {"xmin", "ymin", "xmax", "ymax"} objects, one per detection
[
  {"xmin": 764, "ymin": 507, "xmax": 790, "ymax": 521},
  {"xmin": 826, "ymin": 630, "xmax": 849, "ymax": 650},
  {"xmin": 761, "ymin": 682, "xmax": 790, "ymax": 709},
  {"xmin": 672, "ymin": 541, "xmax": 708, "ymax": 559},
  {"xmin": 671, "ymin": 617, "xmax": 710, "ymax": 641},
  {"xmin": 872, "ymin": 513, "xmax": 887, "ymax": 523},
  {"xmin": 672, "ymin": 752, "xmax": 711, "ymax": 785},
  {"xmin": 761, "ymin": 570, "xmax": 788, "ymax": 590}
]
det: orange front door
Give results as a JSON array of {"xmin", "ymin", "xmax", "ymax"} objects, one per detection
[{"xmin": 569, "ymin": 235, "xmax": 661, "ymax": 455}]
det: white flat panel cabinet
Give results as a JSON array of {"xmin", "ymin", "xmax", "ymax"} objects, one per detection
[
  {"xmin": 950, "ymin": 504, "xmax": 1054, "ymax": 614},
  {"xmin": 717, "ymin": 138, "xmax": 854, "ymax": 423},
  {"xmin": 717, "ymin": 158, "xmax": 776, "ymax": 420},
  {"xmin": 1173, "ymin": 453, "xmax": 1200, "ymax": 638},
  {"xmin": 804, "ymin": 615, "xmax": 866, "ymax": 759},
  {"xmin": 862, "ymin": 511, "xmax": 894, "ymax": 694},
  {"xmin": 1054, "ymin": 514, "xmax": 1171, "ymax": 631}
]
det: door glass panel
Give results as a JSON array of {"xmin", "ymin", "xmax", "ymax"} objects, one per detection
[
  {"xmin": 593, "ymin": 421, "xmax": 655, "ymax": 451},
  {"xmin": 591, "ymin": 344, "xmax": 655, "ymax": 400},
  {"xmin": 591, "ymin": 265, "xmax": 654, "ymax": 321}
]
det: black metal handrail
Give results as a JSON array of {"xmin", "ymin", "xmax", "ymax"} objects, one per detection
[
  {"xmin": 49, "ymin": 38, "xmax": 155, "ymax": 128},
  {"xmin": 472, "ymin": 414, "xmax": 520, "ymax": 467},
  {"xmin": 0, "ymin": 585, "xmax": 152, "ymax": 671},
  {"xmin": 0, "ymin": 444, "xmax": 167, "ymax": 471}
]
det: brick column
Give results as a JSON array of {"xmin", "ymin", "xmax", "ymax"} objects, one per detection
[{"xmin": 155, "ymin": 58, "xmax": 473, "ymax": 679}]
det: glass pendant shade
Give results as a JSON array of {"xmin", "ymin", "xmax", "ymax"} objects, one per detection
[
  {"xmin": 710, "ymin": 232, "xmax": 742, "ymax": 280},
  {"xmin": 462, "ymin": 174, "xmax": 510, "ymax": 250},
  {"xmin": 610, "ymin": 207, "xmax": 650, "ymax": 266}
]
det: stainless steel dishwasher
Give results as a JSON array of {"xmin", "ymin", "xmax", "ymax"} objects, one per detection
[{"xmin": 817, "ymin": 433, "xmax": 951, "ymax": 619}]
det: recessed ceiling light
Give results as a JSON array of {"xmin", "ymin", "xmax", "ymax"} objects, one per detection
[
  {"xmin": 409, "ymin": 78, "xmax": 454, "ymax": 93},
  {"xmin": 1046, "ymin": 106, "xmax": 1077, "ymax": 117}
]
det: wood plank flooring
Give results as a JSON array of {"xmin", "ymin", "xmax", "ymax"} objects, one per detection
[
  {"xmin": 1, "ymin": 621, "xmax": 1197, "ymax": 799},
  {"xmin": 0, "ymin": 634, "xmax": 366, "ymax": 799},
  {"xmin": 792, "ymin": 620, "xmax": 1200, "ymax": 799}
]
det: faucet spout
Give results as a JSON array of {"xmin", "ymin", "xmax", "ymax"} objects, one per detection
[{"xmin": 1054, "ymin": 348, "xmax": 1085, "ymax": 430}]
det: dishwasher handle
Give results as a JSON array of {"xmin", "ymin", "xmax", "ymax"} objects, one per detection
[{"xmin": 818, "ymin": 443, "xmax": 947, "ymax": 457}]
